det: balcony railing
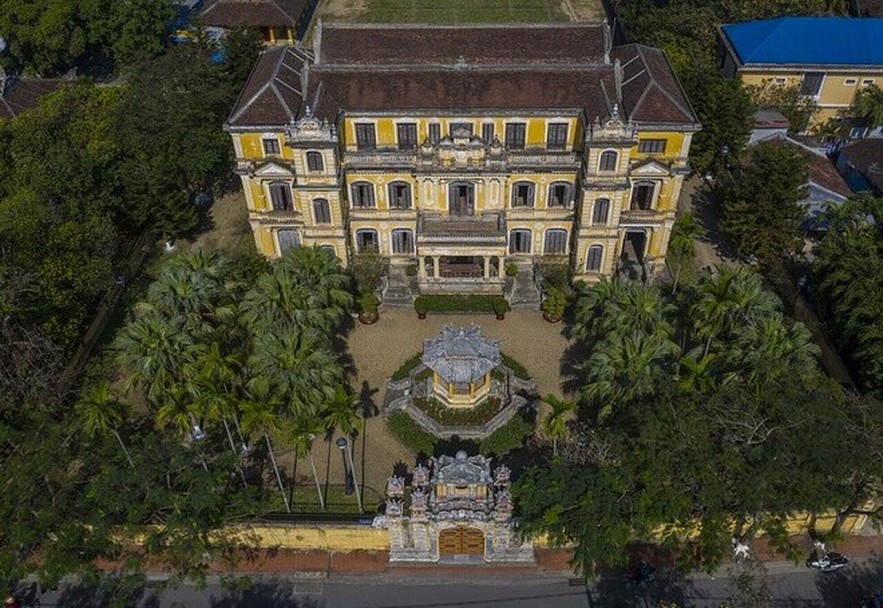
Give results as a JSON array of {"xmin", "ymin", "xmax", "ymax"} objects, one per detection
[
  {"xmin": 507, "ymin": 151, "xmax": 580, "ymax": 168},
  {"xmin": 345, "ymin": 150, "xmax": 417, "ymax": 167}
]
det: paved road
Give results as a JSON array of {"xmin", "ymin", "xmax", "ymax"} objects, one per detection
[{"xmin": 21, "ymin": 558, "xmax": 883, "ymax": 608}]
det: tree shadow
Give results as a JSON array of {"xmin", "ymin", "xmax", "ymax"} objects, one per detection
[
  {"xmin": 592, "ymin": 566, "xmax": 694, "ymax": 608},
  {"xmin": 560, "ymin": 338, "xmax": 588, "ymax": 398},
  {"xmin": 392, "ymin": 460, "xmax": 411, "ymax": 484},
  {"xmin": 691, "ymin": 180, "xmax": 739, "ymax": 262},
  {"xmin": 433, "ymin": 435, "xmax": 479, "ymax": 457},
  {"xmin": 816, "ymin": 554, "xmax": 883, "ymax": 607},
  {"xmin": 358, "ymin": 380, "xmax": 380, "ymax": 419},
  {"xmin": 54, "ymin": 580, "xmax": 160, "ymax": 608},
  {"xmin": 210, "ymin": 579, "xmax": 299, "ymax": 608}
]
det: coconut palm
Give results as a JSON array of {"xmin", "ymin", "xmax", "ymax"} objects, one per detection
[
  {"xmin": 724, "ymin": 315, "xmax": 820, "ymax": 386},
  {"xmin": 147, "ymin": 249, "xmax": 242, "ymax": 321},
  {"xmin": 76, "ymin": 380, "xmax": 135, "ymax": 468},
  {"xmin": 248, "ymin": 327, "xmax": 345, "ymax": 420},
  {"xmin": 321, "ymin": 386, "xmax": 361, "ymax": 439},
  {"xmin": 541, "ymin": 394, "xmax": 576, "ymax": 455},
  {"xmin": 582, "ymin": 330, "xmax": 680, "ymax": 420},
  {"xmin": 668, "ymin": 212, "xmax": 706, "ymax": 294},
  {"xmin": 853, "ymin": 84, "xmax": 883, "ymax": 129},
  {"xmin": 573, "ymin": 279, "xmax": 629, "ymax": 341},
  {"xmin": 240, "ymin": 390, "xmax": 290, "ymax": 513},
  {"xmin": 288, "ymin": 415, "xmax": 326, "ymax": 511}
]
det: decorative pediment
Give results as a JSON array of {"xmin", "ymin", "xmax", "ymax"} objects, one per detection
[
  {"xmin": 285, "ymin": 105, "xmax": 338, "ymax": 144},
  {"xmin": 253, "ymin": 160, "xmax": 295, "ymax": 177},
  {"xmin": 630, "ymin": 157, "xmax": 671, "ymax": 177},
  {"xmin": 588, "ymin": 104, "xmax": 638, "ymax": 143}
]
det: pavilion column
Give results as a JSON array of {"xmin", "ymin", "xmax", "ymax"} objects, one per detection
[
  {"xmin": 483, "ymin": 256, "xmax": 490, "ymax": 279},
  {"xmin": 433, "ymin": 256, "xmax": 441, "ymax": 279},
  {"xmin": 470, "ymin": 382, "xmax": 475, "ymax": 397},
  {"xmin": 418, "ymin": 257, "xmax": 427, "ymax": 278},
  {"xmin": 497, "ymin": 257, "xmax": 506, "ymax": 278}
]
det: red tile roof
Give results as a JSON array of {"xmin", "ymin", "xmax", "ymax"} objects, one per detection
[{"xmin": 200, "ymin": 0, "xmax": 307, "ymax": 27}]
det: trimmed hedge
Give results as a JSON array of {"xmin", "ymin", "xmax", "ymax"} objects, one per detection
[
  {"xmin": 412, "ymin": 396, "xmax": 503, "ymax": 426},
  {"xmin": 501, "ymin": 353, "xmax": 530, "ymax": 380},
  {"xmin": 479, "ymin": 409, "xmax": 535, "ymax": 456},
  {"xmin": 413, "ymin": 295, "xmax": 509, "ymax": 314},
  {"xmin": 387, "ymin": 411, "xmax": 436, "ymax": 455},
  {"xmin": 391, "ymin": 352, "xmax": 423, "ymax": 381}
]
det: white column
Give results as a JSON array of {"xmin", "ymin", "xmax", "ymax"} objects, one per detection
[
  {"xmin": 418, "ymin": 256, "xmax": 427, "ymax": 278},
  {"xmin": 433, "ymin": 256, "xmax": 441, "ymax": 279},
  {"xmin": 497, "ymin": 257, "xmax": 505, "ymax": 278},
  {"xmin": 483, "ymin": 256, "xmax": 490, "ymax": 279}
]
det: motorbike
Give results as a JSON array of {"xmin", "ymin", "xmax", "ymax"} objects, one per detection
[{"xmin": 805, "ymin": 549, "xmax": 849, "ymax": 572}]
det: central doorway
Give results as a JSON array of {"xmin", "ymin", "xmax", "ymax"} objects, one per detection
[
  {"xmin": 622, "ymin": 230, "xmax": 647, "ymax": 264},
  {"xmin": 439, "ymin": 256, "xmax": 483, "ymax": 278},
  {"xmin": 449, "ymin": 182, "xmax": 475, "ymax": 216},
  {"xmin": 438, "ymin": 527, "xmax": 485, "ymax": 556}
]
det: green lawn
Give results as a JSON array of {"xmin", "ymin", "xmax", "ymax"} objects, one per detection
[{"xmin": 361, "ymin": 0, "xmax": 568, "ymax": 23}]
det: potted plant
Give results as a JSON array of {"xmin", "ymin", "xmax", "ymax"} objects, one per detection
[
  {"xmin": 505, "ymin": 262, "xmax": 519, "ymax": 278},
  {"xmin": 542, "ymin": 287, "xmax": 566, "ymax": 323},
  {"xmin": 357, "ymin": 292, "xmax": 380, "ymax": 325},
  {"xmin": 414, "ymin": 296, "xmax": 428, "ymax": 320},
  {"xmin": 492, "ymin": 296, "xmax": 509, "ymax": 320}
]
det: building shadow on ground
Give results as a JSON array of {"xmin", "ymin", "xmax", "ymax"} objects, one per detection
[{"xmin": 816, "ymin": 554, "xmax": 883, "ymax": 607}]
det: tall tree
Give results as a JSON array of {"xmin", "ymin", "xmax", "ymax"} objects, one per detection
[
  {"xmin": 76, "ymin": 380, "xmax": 135, "ymax": 468},
  {"xmin": 541, "ymin": 395, "xmax": 576, "ymax": 456},
  {"xmin": 852, "ymin": 84, "xmax": 883, "ymax": 130},
  {"xmin": 720, "ymin": 140, "xmax": 808, "ymax": 263},
  {"xmin": 667, "ymin": 212, "xmax": 706, "ymax": 293}
]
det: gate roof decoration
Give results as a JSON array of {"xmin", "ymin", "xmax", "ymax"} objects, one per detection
[
  {"xmin": 422, "ymin": 325, "xmax": 501, "ymax": 384},
  {"xmin": 433, "ymin": 450, "xmax": 492, "ymax": 485}
]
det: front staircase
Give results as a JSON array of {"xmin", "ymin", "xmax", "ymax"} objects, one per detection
[
  {"xmin": 382, "ymin": 264, "xmax": 416, "ymax": 307},
  {"xmin": 507, "ymin": 262, "xmax": 542, "ymax": 310}
]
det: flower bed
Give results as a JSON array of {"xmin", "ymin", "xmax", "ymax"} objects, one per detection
[{"xmin": 412, "ymin": 395, "xmax": 503, "ymax": 426}]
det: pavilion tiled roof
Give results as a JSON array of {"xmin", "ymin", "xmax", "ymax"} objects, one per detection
[
  {"xmin": 422, "ymin": 325, "xmax": 501, "ymax": 385},
  {"xmin": 200, "ymin": 0, "xmax": 307, "ymax": 27}
]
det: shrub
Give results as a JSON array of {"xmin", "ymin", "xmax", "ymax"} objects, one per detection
[
  {"xmin": 405, "ymin": 263, "xmax": 419, "ymax": 277},
  {"xmin": 391, "ymin": 352, "xmax": 423, "ymax": 381},
  {"xmin": 414, "ymin": 294, "xmax": 502, "ymax": 313},
  {"xmin": 501, "ymin": 353, "xmax": 530, "ymax": 380},
  {"xmin": 479, "ymin": 409, "xmax": 535, "ymax": 456},
  {"xmin": 505, "ymin": 262, "xmax": 519, "ymax": 277},
  {"xmin": 542, "ymin": 287, "xmax": 567, "ymax": 319},
  {"xmin": 536, "ymin": 256, "xmax": 571, "ymax": 291},
  {"xmin": 357, "ymin": 291, "xmax": 379, "ymax": 314},
  {"xmin": 492, "ymin": 296, "xmax": 510, "ymax": 316},
  {"xmin": 412, "ymin": 396, "xmax": 503, "ymax": 426},
  {"xmin": 387, "ymin": 411, "xmax": 436, "ymax": 455},
  {"xmin": 414, "ymin": 297, "xmax": 428, "ymax": 316},
  {"xmin": 350, "ymin": 252, "xmax": 388, "ymax": 293}
]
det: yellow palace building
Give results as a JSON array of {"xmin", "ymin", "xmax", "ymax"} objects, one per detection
[{"xmin": 224, "ymin": 22, "xmax": 700, "ymax": 293}]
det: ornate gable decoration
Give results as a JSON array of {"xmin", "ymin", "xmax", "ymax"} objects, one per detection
[
  {"xmin": 286, "ymin": 105, "xmax": 337, "ymax": 144},
  {"xmin": 588, "ymin": 103, "xmax": 637, "ymax": 143},
  {"xmin": 253, "ymin": 160, "xmax": 295, "ymax": 177},
  {"xmin": 630, "ymin": 157, "xmax": 671, "ymax": 177}
]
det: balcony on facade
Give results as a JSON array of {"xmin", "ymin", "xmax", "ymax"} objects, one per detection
[{"xmin": 417, "ymin": 211, "xmax": 507, "ymax": 247}]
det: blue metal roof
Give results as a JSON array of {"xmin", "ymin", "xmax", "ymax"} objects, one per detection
[{"xmin": 722, "ymin": 17, "xmax": 883, "ymax": 66}]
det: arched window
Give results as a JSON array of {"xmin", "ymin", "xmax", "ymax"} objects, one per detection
[
  {"xmin": 355, "ymin": 229, "xmax": 379, "ymax": 253},
  {"xmin": 319, "ymin": 244, "xmax": 336, "ymax": 257},
  {"xmin": 544, "ymin": 229, "xmax": 568, "ymax": 254},
  {"xmin": 388, "ymin": 181, "xmax": 412, "ymax": 209},
  {"xmin": 586, "ymin": 245, "xmax": 604, "ymax": 272},
  {"xmin": 547, "ymin": 182, "xmax": 573, "ymax": 207},
  {"xmin": 351, "ymin": 181, "xmax": 375, "ymax": 208},
  {"xmin": 592, "ymin": 198, "xmax": 610, "ymax": 225},
  {"xmin": 306, "ymin": 151, "xmax": 324, "ymax": 172},
  {"xmin": 312, "ymin": 198, "xmax": 331, "ymax": 224},
  {"xmin": 276, "ymin": 229, "xmax": 300, "ymax": 254},
  {"xmin": 509, "ymin": 229, "xmax": 532, "ymax": 254},
  {"xmin": 599, "ymin": 150, "xmax": 618, "ymax": 172},
  {"xmin": 391, "ymin": 229, "xmax": 414, "ymax": 254},
  {"xmin": 630, "ymin": 182, "xmax": 655, "ymax": 210},
  {"xmin": 268, "ymin": 182, "xmax": 292, "ymax": 211},
  {"xmin": 511, "ymin": 181, "xmax": 535, "ymax": 207}
]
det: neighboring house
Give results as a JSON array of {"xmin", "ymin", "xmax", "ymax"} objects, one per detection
[
  {"xmin": 750, "ymin": 109, "xmax": 852, "ymax": 230},
  {"xmin": 836, "ymin": 138, "xmax": 883, "ymax": 194},
  {"xmin": 851, "ymin": 0, "xmax": 883, "ymax": 16},
  {"xmin": 199, "ymin": 0, "xmax": 317, "ymax": 44},
  {"xmin": 224, "ymin": 22, "xmax": 701, "ymax": 291},
  {"xmin": 718, "ymin": 17, "xmax": 883, "ymax": 132},
  {"xmin": 0, "ymin": 68, "xmax": 68, "ymax": 120}
]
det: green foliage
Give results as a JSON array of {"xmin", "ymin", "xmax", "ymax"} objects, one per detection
[
  {"xmin": 747, "ymin": 81, "xmax": 816, "ymax": 135},
  {"xmin": 535, "ymin": 256, "xmax": 571, "ymax": 291},
  {"xmin": 852, "ymin": 83, "xmax": 883, "ymax": 129},
  {"xmin": 349, "ymin": 252, "xmax": 388, "ymax": 294},
  {"xmin": 542, "ymin": 287, "xmax": 567, "ymax": 319},
  {"xmin": 500, "ymin": 353, "xmax": 530, "ymax": 380},
  {"xmin": 720, "ymin": 140, "xmax": 808, "ymax": 263},
  {"xmin": 387, "ymin": 411, "xmax": 437, "ymax": 455},
  {"xmin": 357, "ymin": 291, "xmax": 380, "ymax": 315},
  {"xmin": 505, "ymin": 262, "xmax": 519, "ymax": 277},
  {"xmin": 812, "ymin": 194, "xmax": 883, "ymax": 396},
  {"xmin": 479, "ymin": 408, "xmax": 536, "ymax": 456},
  {"xmin": 667, "ymin": 212, "xmax": 706, "ymax": 290},
  {"xmin": 391, "ymin": 352, "xmax": 423, "ymax": 381},
  {"xmin": 412, "ymin": 396, "xmax": 503, "ymax": 426}
]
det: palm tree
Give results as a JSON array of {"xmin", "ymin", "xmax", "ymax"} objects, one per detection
[
  {"xmin": 240, "ymin": 391, "xmax": 290, "ymax": 513},
  {"xmin": 76, "ymin": 381, "xmax": 135, "ymax": 468},
  {"xmin": 725, "ymin": 315, "xmax": 820, "ymax": 386},
  {"xmin": 322, "ymin": 386, "xmax": 360, "ymax": 438},
  {"xmin": 676, "ymin": 348, "xmax": 717, "ymax": 395},
  {"xmin": 541, "ymin": 394, "xmax": 576, "ymax": 456},
  {"xmin": 288, "ymin": 415, "xmax": 326, "ymax": 510},
  {"xmin": 582, "ymin": 330, "xmax": 680, "ymax": 420},
  {"xmin": 668, "ymin": 212, "xmax": 706, "ymax": 294},
  {"xmin": 573, "ymin": 279, "xmax": 629, "ymax": 341},
  {"xmin": 853, "ymin": 84, "xmax": 883, "ymax": 130},
  {"xmin": 248, "ymin": 327, "xmax": 345, "ymax": 420}
]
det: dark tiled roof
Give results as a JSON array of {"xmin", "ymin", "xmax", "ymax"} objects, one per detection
[
  {"xmin": 227, "ymin": 46, "xmax": 309, "ymax": 127},
  {"xmin": 200, "ymin": 0, "xmax": 307, "ymax": 27},
  {"xmin": 0, "ymin": 78, "xmax": 66, "ymax": 120},
  {"xmin": 796, "ymin": 147, "xmax": 852, "ymax": 198},
  {"xmin": 612, "ymin": 44, "xmax": 697, "ymax": 126},
  {"xmin": 841, "ymin": 138, "xmax": 883, "ymax": 191},
  {"xmin": 308, "ymin": 66, "xmax": 614, "ymax": 118},
  {"xmin": 227, "ymin": 25, "xmax": 699, "ymax": 129},
  {"xmin": 317, "ymin": 23, "xmax": 607, "ymax": 66},
  {"xmin": 854, "ymin": 0, "xmax": 883, "ymax": 17}
]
